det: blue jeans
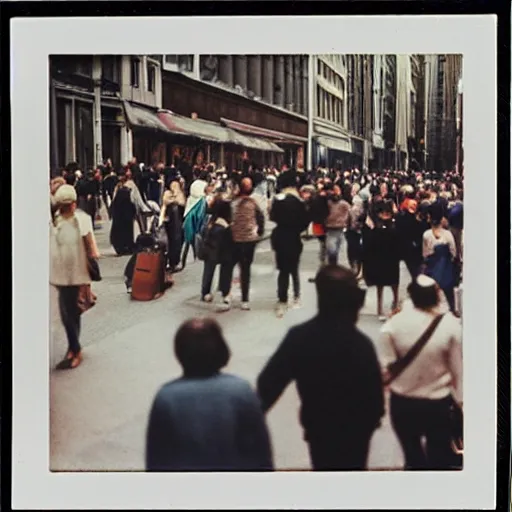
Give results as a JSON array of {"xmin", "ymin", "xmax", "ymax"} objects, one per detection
[{"xmin": 325, "ymin": 228, "xmax": 345, "ymax": 265}]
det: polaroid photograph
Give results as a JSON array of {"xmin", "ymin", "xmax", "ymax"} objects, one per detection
[{"xmin": 11, "ymin": 14, "xmax": 497, "ymax": 510}]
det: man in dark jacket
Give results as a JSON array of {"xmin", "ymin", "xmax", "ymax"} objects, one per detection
[
  {"xmin": 270, "ymin": 170, "xmax": 310, "ymax": 317},
  {"xmin": 257, "ymin": 265, "xmax": 384, "ymax": 471}
]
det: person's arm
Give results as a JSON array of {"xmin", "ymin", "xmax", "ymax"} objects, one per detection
[
  {"xmin": 446, "ymin": 319, "xmax": 463, "ymax": 407},
  {"xmin": 377, "ymin": 326, "xmax": 398, "ymax": 385},
  {"xmin": 255, "ymin": 204, "xmax": 265, "ymax": 237},
  {"xmin": 422, "ymin": 231, "xmax": 431, "ymax": 260},
  {"xmin": 256, "ymin": 330, "xmax": 295, "ymax": 412},
  {"xmin": 145, "ymin": 393, "xmax": 172, "ymax": 472},
  {"xmin": 445, "ymin": 229, "xmax": 457, "ymax": 260},
  {"xmin": 237, "ymin": 388, "xmax": 274, "ymax": 470}
]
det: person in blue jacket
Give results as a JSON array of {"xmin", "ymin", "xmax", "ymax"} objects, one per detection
[{"xmin": 146, "ymin": 318, "xmax": 274, "ymax": 472}]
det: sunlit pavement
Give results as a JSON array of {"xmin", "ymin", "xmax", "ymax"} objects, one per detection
[{"xmin": 50, "ymin": 209, "xmax": 407, "ymax": 471}]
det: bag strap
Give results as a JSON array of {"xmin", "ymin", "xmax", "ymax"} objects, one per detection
[{"xmin": 385, "ymin": 314, "xmax": 445, "ymax": 385}]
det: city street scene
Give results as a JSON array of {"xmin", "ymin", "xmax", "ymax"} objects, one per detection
[{"xmin": 49, "ymin": 54, "xmax": 463, "ymax": 472}]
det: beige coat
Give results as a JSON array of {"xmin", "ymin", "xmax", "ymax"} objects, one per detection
[{"xmin": 50, "ymin": 210, "xmax": 94, "ymax": 286}]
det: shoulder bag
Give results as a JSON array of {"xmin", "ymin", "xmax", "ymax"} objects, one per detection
[{"xmin": 383, "ymin": 314, "xmax": 445, "ymax": 386}]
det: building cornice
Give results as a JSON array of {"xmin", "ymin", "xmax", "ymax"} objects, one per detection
[{"xmin": 162, "ymin": 69, "xmax": 308, "ymax": 123}]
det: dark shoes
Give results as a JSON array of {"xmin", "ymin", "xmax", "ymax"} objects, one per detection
[{"xmin": 56, "ymin": 351, "xmax": 83, "ymax": 370}]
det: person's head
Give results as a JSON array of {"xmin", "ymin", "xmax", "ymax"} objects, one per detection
[
  {"xmin": 278, "ymin": 169, "xmax": 297, "ymax": 190},
  {"xmin": 239, "ymin": 177, "xmax": 253, "ymax": 196},
  {"xmin": 407, "ymin": 275, "xmax": 440, "ymax": 311},
  {"xmin": 125, "ymin": 169, "xmax": 133, "ymax": 180},
  {"xmin": 53, "ymin": 184, "xmax": 78, "ymax": 214},
  {"xmin": 315, "ymin": 265, "xmax": 366, "ymax": 323},
  {"xmin": 50, "ymin": 177, "xmax": 66, "ymax": 196},
  {"xmin": 174, "ymin": 318, "xmax": 231, "ymax": 378},
  {"xmin": 429, "ymin": 202, "xmax": 444, "ymax": 227},
  {"xmin": 405, "ymin": 198, "xmax": 418, "ymax": 215},
  {"xmin": 212, "ymin": 199, "xmax": 232, "ymax": 222}
]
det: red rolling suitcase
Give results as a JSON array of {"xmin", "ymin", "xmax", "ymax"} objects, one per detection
[{"xmin": 131, "ymin": 250, "xmax": 164, "ymax": 301}]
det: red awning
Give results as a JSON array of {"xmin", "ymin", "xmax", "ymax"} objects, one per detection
[{"xmin": 220, "ymin": 117, "xmax": 307, "ymax": 144}]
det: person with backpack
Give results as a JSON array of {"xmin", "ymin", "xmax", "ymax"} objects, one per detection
[
  {"xmin": 199, "ymin": 199, "xmax": 235, "ymax": 304},
  {"xmin": 227, "ymin": 178, "xmax": 265, "ymax": 311}
]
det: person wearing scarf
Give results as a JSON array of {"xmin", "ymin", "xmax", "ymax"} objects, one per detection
[
  {"xmin": 160, "ymin": 178, "xmax": 186, "ymax": 272},
  {"xmin": 180, "ymin": 175, "xmax": 208, "ymax": 270}
]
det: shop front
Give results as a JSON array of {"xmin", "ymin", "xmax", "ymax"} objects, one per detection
[
  {"xmin": 162, "ymin": 71, "xmax": 306, "ymax": 169},
  {"xmin": 314, "ymin": 135, "xmax": 354, "ymax": 170}
]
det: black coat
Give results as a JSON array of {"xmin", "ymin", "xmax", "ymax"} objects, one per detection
[
  {"xmin": 395, "ymin": 211, "xmax": 426, "ymax": 263},
  {"xmin": 270, "ymin": 192, "xmax": 310, "ymax": 268},
  {"xmin": 362, "ymin": 221, "xmax": 401, "ymax": 287},
  {"xmin": 257, "ymin": 317, "xmax": 384, "ymax": 442},
  {"xmin": 203, "ymin": 222, "xmax": 234, "ymax": 264}
]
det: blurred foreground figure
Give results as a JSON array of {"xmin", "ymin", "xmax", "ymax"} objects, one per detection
[
  {"xmin": 146, "ymin": 318, "xmax": 273, "ymax": 471},
  {"xmin": 378, "ymin": 275, "xmax": 463, "ymax": 470},
  {"xmin": 257, "ymin": 265, "xmax": 384, "ymax": 471}
]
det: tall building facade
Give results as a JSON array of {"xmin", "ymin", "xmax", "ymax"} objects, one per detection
[
  {"xmin": 49, "ymin": 55, "xmax": 163, "ymax": 173},
  {"xmin": 423, "ymin": 54, "xmax": 462, "ymax": 171},
  {"xmin": 160, "ymin": 54, "xmax": 308, "ymax": 169}
]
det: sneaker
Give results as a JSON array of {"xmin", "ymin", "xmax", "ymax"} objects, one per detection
[
  {"xmin": 126, "ymin": 286, "xmax": 132, "ymax": 294},
  {"xmin": 202, "ymin": 294, "xmax": 213, "ymax": 303},
  {"xmin": 241, "ymin": 302, "xmax": 250, "ymax": 311},
  {"xmin": 275, "ymin": 302, "xmax": 287, "ymax": 318},
  {"xmin": 218, "ymin": 296, "xmax": 231, "ymax": 312},
  {"xmin": 291, "ymin": 297, "xmax": 302, "ymax": 309}
]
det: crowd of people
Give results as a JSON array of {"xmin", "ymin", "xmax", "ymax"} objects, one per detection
[{"xmin": 49, "ymin": 156, "xmax": 463, "ymax": 471}]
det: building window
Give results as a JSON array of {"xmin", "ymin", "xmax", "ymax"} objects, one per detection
[
  {"xmin": 102, "ymin": 56, "xmax": 119, "ymax": 83},
  {"xmin": 165, "ymin": 55, "xmax": 178, "ymax": 65},
  {"xmin": 317, "ymin": 60, "xmax": 322, "ymax": 75},
  {"xmin": 131, "ymin": 57, "xmax": 140, "ymax": 88},
  {"xmin": 316, "ymin": 85, "xmax": 321, "ymax": 117},
  {"xmin": 147, "ymin": 63, "xmax": 156, "ymax": 92},
  {"xmin": 75, "ymin": 56, "xmax": 92, "ymax": 77},
  {"xmin": 178, "ymin": 55, "xmax": 194, "ymax": 72}
]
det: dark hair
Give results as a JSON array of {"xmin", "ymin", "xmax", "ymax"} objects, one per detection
[
  {"xmin": 407, "ymin": 280, "xmax": 439, "ymax": 310},
  {"xmin": 174, "ymin": 318, "xmax": 231, "ymax": 378},
  {"xmin": 315, "ymin": 265, "xmax": 365, "ymax": 323},
  {"xmin": 212, "ymin": 199, "xmax": 232, "ymax": 222}
]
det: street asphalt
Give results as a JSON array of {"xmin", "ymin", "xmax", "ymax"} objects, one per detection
[{"xmin": 49, "ymin": 205, "xmax": 409, "ymax": 471}]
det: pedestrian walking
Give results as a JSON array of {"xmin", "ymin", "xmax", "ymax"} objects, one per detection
[
  {"xmin": 362, "ymin": 199, "xmax": 401, "ymax": 320},
  {"xmin": 345, "ymin": 183, "xmax": 366, "ymax": 278},
  {"xmin": 180, "ymin": 171, "xmax": 209, "ymax": 270},
  {"xmin": 378, "ymin": 274, "xmax": 463, "ymax": 470},
  {"xmin": 199, "ymin": 199, "xmax": 235, "ymax": 304},
  {"xmin": 324, "ymin": 183, "xmax": 352, "ymax": 265},
  {"xmin": 229, "ymin": 177, "xmax": 265, "ymax": 311},
  {"xmin": 146, "ymin": 318, "xmax": 273, "ymax": 471},
  {"xmin": 110, "ymin": 173, "xmax": 137, "ymax": 256},
  {"xmin": 50, "ymin": 184, "xmax": 100, "ymax": 370},
  {"xmin": 395, "ymin": 198, "xmax": 426, "ymax": 279},
  {"xmin": 257, "ymin": 265, "xmax": 384, "ymax": 471},
  {"xmin": 160, "ymin": 177, "xmax": 186, "ymax": 273},
  {"xmin": 422, "ymin": 203, "xmax": 458, "ymax": 313},
  {"xmin": 269, "ymin": 170, "xmax": 310, "ymax": 318}
]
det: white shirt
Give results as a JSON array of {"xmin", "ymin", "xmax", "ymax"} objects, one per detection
[{"xmin": 377, "ymin": 306, "xmax": 463, "ymax": 404}]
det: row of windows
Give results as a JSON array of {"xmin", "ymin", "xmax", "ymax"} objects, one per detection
[
  {"xmin": 317, "ymin": 60, "xmax": 345, "ymax": 92},
  {"xmin": 130, "ymin": 57, "xmax": 157, "ymax": 92},
  {"xmin": 317, "ymin": 86, "xmax": 345, "ymax": 126}
]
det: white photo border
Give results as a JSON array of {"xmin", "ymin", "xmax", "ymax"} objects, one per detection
[{"xmin": 11, "ymin": 15, "xmax": 497, "ymax": 510}]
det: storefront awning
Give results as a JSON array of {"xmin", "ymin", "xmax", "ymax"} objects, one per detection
[
  {"xmin": 316, "ymin": 135, "xmax": 352, "ymax": 154},
  {"xmin": 228, "ymin": 130, "xmax": 284, "ymax": 153},
  {"xmin": 221, "ymin": 117, "xmax": 308, "ymax": 144},
  {"xmin": 158, "ymin": 111, "xmax": 233, "ymax": 143},
  {"xmin": 122, "ymin": 101, "xmax": 170, "ymax": 133},
  {"xmin": 158, "ymin": 111, "xmax": 284, "ymax": 152}
]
